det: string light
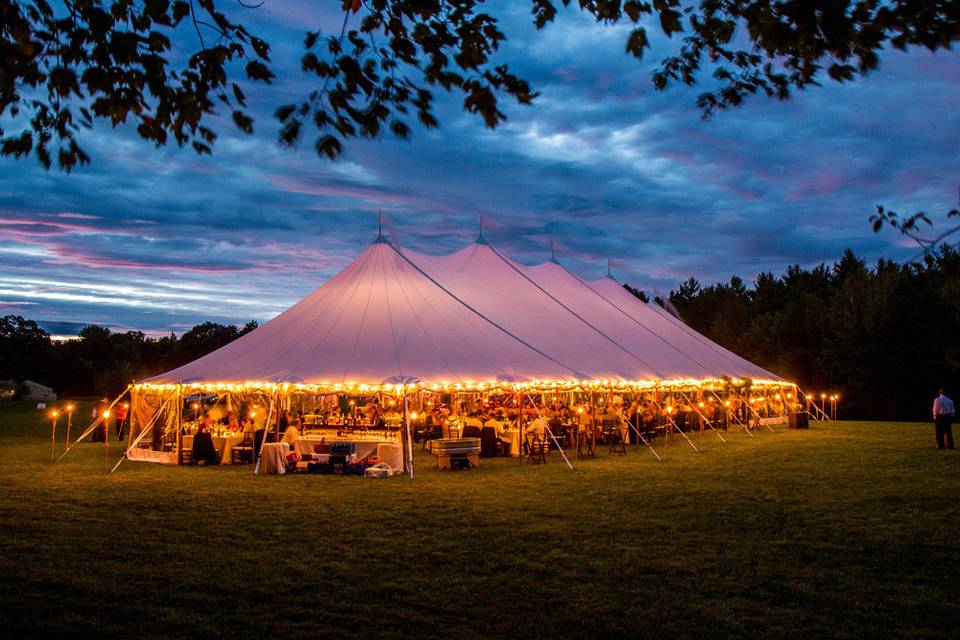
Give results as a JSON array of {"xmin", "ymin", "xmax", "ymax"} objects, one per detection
[{"xmin": 132, "ymin": 376, "xmax": 790, "ymax": 395}]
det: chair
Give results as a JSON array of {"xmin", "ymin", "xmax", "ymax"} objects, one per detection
[
  {"xmin": 602, "ymin": 418, "xmax": 627, "ymax": 455},
  {"xmin": 192, "ymin": 431, "xmax": 220, "ymax": 465},
  {"xmin": 178, "ymin": 434, "xmax": 194, "ymax": 465},
  {"xmin": 524, "ymin": 433, "xmax": 548, "ymax": 464},
  {"xmin": 479, "ymin": 426, "xmax": 500, "ymax": 457},
  {"xmin": 462, "ymin": 425, "xmax": 482, "ymax": 439},
  {"xmin": 576, "ymin": 429, "xmax": 595, "ymax": 459},
  {"xmin": 231, "ymin": 436, "xmax": 254, "ymax": 464},
  {"xmin": 546, "ymin": 418, "xmax": 565, "ymax": 448}
]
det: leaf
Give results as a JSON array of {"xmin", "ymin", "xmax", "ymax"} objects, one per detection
[
  {"xmin": 232, "ymin": 83, "xmax": 246, "ymax": 107},
  {"xmin": 626, "ymin": 28, "xmax": 649, "ymax": 59},
  {"xmin": 245, "ymin": 60, "xmax": 274, "ymax": 83},
  {"xmin": 315, "ymin": 134, "xmax": 342, "ymax": 159},
  {"xmin": 274, "ymin": 104, "xmax": 296, "ymax": 122},
  {"xmin": 231, "ymin": 110, "xmax": 253, "ymax": 134}
]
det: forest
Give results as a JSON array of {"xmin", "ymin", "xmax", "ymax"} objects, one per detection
[
  {"xmin": 665, "ymin": 248, "xmax": 960, "ymax": 420},
  {"xmin": 2, "ymin": 248, "xmax": 958, "ymax": 420}
]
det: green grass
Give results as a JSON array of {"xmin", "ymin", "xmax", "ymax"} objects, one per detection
[{"xmin": 1, "ymin": 400, "xmax": 957, "ymax": 639}]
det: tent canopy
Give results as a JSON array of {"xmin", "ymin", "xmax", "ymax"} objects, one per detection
[{"xmin": 141, "ymin": 235, "xmax": 784, "ymax": 390}]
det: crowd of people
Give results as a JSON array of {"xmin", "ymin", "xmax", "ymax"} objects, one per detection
[
  {"xmin": 410, "ymin": 390, "xmax": 790, "ymax": 455},
  {"xmin": 136, "ymin": 388, "xmax": 793, "ymax": 465}
]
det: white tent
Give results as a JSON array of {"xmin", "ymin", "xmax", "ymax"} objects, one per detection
[
  {"xmin": 92, "ymin": 233, "xmax": 792, "ymax": 473},
  {"xmin": 141, "ymin": 235, "xmax": 783, "ymax": 389}
]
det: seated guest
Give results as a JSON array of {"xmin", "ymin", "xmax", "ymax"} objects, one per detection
[
  {"xmin": 526, "ymin": 414, "xmax": 547, "ymax": 437},
  {"xmin": 226, "ymin": 412, "xmax": 241, "ymax": 433},
  {"xmin": 462, "ymin": 412, "xmax": 484, "ymax": 438},
  {"xmin": 278, "ymin": 409, "xmax": 290, "ymax": 433},
  {"xmin": 193, "ymin": 414, "xmax": 219, "ymax": 465},
  {"xmin": 282, "ymin": 419, "xmax": 302, "ymax": 447},
  {"xmin": 242, "ymin": 414, "xmax": 256, "ymax": 436},
  {"xmin": 546, "ymin": 411, "xmax": 567, "ymax": 446}
]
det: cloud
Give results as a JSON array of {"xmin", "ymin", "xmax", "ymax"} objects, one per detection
[{"xmin": 0, "ymin": 6, "xmax": 957, "ymax": 331}]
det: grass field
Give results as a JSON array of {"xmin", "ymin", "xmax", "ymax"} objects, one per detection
[{"xmin": 1, "ymin": 400, "xmax": 958, "ymax": 638}]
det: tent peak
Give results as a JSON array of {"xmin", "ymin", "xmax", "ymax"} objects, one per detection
[
  {"xmin": 475, "ymin": 215, "xmax": 489, "ymax": 245},
  {"xmin": 373, "ymin": 209, "xmax": 392, "ymax": 244}
]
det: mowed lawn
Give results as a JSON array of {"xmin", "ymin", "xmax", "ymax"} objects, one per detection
[{"xmin": 1, "ymin": 401, "xmax": 958, "ymax": 639}]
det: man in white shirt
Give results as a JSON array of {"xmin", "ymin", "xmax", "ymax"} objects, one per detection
[{"xmin": 933, "ymin": 388, "xmax": 955, "ymax": 450}]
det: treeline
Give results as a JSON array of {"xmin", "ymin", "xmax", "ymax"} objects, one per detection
[
  {"xmin": 665, "ymin": 248, "xmax": 960, "ymax": 420},
  {"xmin": 0, "ymin": 318, "xmax": 257, "ymax": 398}
]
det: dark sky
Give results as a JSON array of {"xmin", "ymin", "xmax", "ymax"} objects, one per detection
[{"xmin": 2, "ymin": 2, "xmax": 958, "ymax": 337}]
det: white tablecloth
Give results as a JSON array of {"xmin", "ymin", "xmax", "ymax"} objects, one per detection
[
  {"xmin": 260, "ymin": 442, "xmax": 290, "ymax": 474},
  {"xmin": 502, "ymin": 429, "xmax": 521, "ymax": 456},
  {"xmin": 212, "ymin": 435, "xmax": 244, "ymax": 465},
  {"xmin": 377, "ymin": 443, "xmax": 403, "ymax": 471}
]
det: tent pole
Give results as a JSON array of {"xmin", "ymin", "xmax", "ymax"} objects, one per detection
[
  {"xmin": 709, "ymin": 389, "xmax": 751, "ymax": 436},
  {"xmin": 56, "ymin": 386, "xmax": 129, "ymax": 463},
  {"xmin": 652, "ymin": 398, "xmax": 699, "ymax": 453},
  {"xmin": 523, "ymin": 392, "xmax": 574, "ymax": 471},
  {"xmin": 176, "ymin": 384, "xmax": 183, "ymax": 463},
  {"xmin": 254, "ymin": 392, "xmax": 277, "ymax": 475},
  {"xmin": 626, "ymin": 420, "xmax": 662, "ymax": 461},
  {"xmin": 403, "ymin": 391, "xmax": 414, "ymax": 479},
  {"xmin": 679, "ymin": 391, "xmax": 727, "ymax": 443},
  {"xmin": 737, "ymin": 389, "xmax": 775, "ymax": 433},
  {"xmin": 111, "ymin": 392, "xmax": 173, "ymax": 473}
]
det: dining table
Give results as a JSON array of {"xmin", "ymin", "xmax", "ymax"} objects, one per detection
[
  {"xmin": 211, "ymin": 434, "xmax": 245, "ymax": 465},
  {"xmin": 260, "ymin": 442, "xmax": 290, "ymax": 474}
]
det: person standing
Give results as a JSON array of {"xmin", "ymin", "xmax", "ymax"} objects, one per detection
[{"xmin": 933, "ymin": 388, "xmax": 955, "ymax": 450}]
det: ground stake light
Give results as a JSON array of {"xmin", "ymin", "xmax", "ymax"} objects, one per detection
[{"xmin": 49, "ymin": 409, "xmax": 59, "ymax": 463}]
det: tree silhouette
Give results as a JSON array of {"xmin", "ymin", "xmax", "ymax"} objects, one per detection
[{"xmin": 3, "ymin": 0, "xmax": 958, "ymax": 169}]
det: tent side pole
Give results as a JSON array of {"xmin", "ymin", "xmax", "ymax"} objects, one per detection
[
  {"xmin": 254, "ymin": 392, "xmax": 277, "ymax": 476},
  {"xmin": 652, "ymin": 398, "xmax": 700, "ymax": 453},
  {"xmin": 111, "ymin": 392, "xmax": 174, "ymax": 473},
  {"xmin": 176, "ymin": 385, "xmax": 183, "ymax": 464},
  {"xmin": 737, "ymin": 389, "xmax": 776, "ymax": 433},
  {"xmin": 679, "ymin": 391, "xmax": 727, "ymax": 443},
  {"xmin": 709, "ymin": 389, "xmax": 752, "ymax": 436},
  {"xmin": 523, "ymin": 392, "xmax": 574, "ymax": 471},
  {"xmin": 403, "ymin": 391, "xmax": 414, "ymax": 479}
]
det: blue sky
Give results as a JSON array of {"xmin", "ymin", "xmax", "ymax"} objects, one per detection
[{"xmin": 1, "ymin": 2, "xmax": 958, "ymax": 337}]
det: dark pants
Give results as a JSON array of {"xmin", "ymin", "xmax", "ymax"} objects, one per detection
[{"xmin": 935, "ymin": 415, "xmax": 954, "ymax": 449}]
